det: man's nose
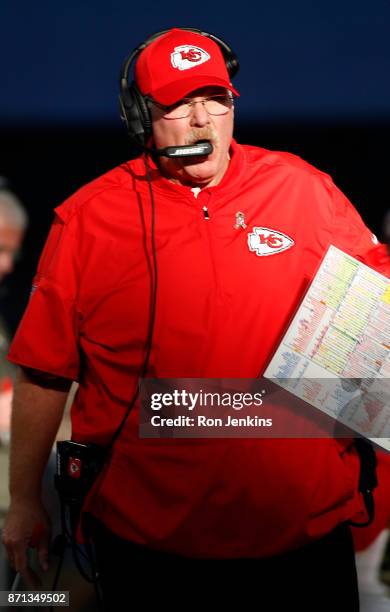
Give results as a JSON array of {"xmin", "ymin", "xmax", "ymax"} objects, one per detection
[{"xmin": 190, "ymin": 101, "xmax": 210, "ymax": 126}]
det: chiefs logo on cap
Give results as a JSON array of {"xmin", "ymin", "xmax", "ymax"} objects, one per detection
[
  {"xmin": 171, "ymin": 45, "xmax": 210, "ymax": 71},
  {"xmin": 248, "ymin": 227, "xmax": 294, "ymax": 256}
]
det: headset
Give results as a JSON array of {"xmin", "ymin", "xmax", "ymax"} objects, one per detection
[{"xmin": 119, "ymin": 27, "xmax": 240, "ymax": 150}]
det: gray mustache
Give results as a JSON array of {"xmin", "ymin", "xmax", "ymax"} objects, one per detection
[{"xmin": 185, "ymin": 128, "xmax": 219, "ymax": 147}]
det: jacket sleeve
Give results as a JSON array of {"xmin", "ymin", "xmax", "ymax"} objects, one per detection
[
  {"xmin": 326, "ymin": 179, "xmax": 390, "ymax": 276},
  {"xmin": 8, "ymin": 211, "xmax": 81, "ymax": 380}
]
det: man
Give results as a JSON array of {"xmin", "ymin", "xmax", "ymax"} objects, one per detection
[
  {"xmin": 0, "ymin": 183, "xmax": 26, "ymax": 285},
  {"xmin": 0, "ymin": 184, "xmax": 28, "ymax": 442},
  {"xmin": 2, "ymin": 28, "xmax": 390, "ymax": 610},
  {"xmin": 0, "ymin": 183, "xmax": 27, "ymax": 592}
]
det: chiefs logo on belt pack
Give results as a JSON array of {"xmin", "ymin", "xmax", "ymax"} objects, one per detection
[
  {"xmin": 67, "ymin": 457, "xmax": 82, "ymax": 479},
  {"xmin": 171, "ymin": 45, "xmax": 210, "ymax": 70},
  {"xmin": 248, "ymin": 227, "xmax": 294, "ymax": 256}
]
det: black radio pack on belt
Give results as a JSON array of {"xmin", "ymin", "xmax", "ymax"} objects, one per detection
[
  {"xmin": 55, "ymin": 441, "xmax": 107, "ymax": 528},
  {"xmin": 53, "ymin": 441, "xmax": 107, "ymax": 593}
]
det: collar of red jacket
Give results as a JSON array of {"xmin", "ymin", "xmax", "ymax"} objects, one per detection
[{"xmin": 128, "ymin": 138, "xmax": 247, "ymax": 199}]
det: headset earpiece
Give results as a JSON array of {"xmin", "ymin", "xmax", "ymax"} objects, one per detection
[
  {"xmin": 119, "ymin": 27, "xmax": 240, "ymax": 149},
  {"xmin": 119, "ymin": 77, "xmax": 151, "ymax": 146},
  {"xmin": 207, "ymin": 32, "xmax": 239, "ymax": 79}
]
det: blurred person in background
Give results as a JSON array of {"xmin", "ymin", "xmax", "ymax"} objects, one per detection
[{"xmin": 0, "ymin": 180, "xmax": 28, "ymax": 444}]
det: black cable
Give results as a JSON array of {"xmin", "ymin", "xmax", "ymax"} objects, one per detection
[
  {"xmin": 58, "ymin": 499, "xmax": 94, "ymax": 581},
  {"xmin": 105, "ymin": 152, "xmax": 158, "ymax": 452},
  {"xmin": 49, "ymin": 535, "xmax": 67, "ymax": 612},
  {"xmin": 53, "ymin": 151, "xmax": 159, "ymax": 608},
  {"xmin": 49, "ymin": 502, "xmax": 104, "ymax": 611},
  {"xmin": 81, "ymin": 522, "xmax": 104, "ymax": 612},
  {"xmin": 50, "ymin": 535, "xmax": 67, "ymax": 590}
]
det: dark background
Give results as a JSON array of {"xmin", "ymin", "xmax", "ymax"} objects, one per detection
[{"xmin": 1, "ymin": 0, "xmax": 389, "ymax": 331}]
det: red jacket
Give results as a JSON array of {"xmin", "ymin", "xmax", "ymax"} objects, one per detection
[{"xmin": 9, "ymin": 140, "xmax": 390, "ymax": 558}]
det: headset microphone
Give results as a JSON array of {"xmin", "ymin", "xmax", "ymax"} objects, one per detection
[{"xmin": 153, "ymin": 141, "xmax": 213, "ymax": 158}]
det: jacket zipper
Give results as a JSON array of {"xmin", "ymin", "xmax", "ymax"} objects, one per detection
[{"xmin": 190, "ymin": 188, "xmax": 210, "ymax": 220}]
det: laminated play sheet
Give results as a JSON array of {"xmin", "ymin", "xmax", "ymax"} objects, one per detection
[{"xmin": 264, "ymin": 245, "xmax": 390, "ymax": 450}]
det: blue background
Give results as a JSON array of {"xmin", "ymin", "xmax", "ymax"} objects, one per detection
[{"xmin": 1, "ymin": 0, "xmax": 390, "ymax": 124}]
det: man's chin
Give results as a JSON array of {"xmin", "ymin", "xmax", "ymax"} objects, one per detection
[{"xmin": 182, "ymin": 160, "xmax": 217, "ymax": 182}]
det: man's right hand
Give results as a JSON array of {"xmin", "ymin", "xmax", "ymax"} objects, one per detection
[
  {"xmin": 3, "ymin": 368, "xmax": 70, "ymax": 587},
  {"xmin": 2, "ymin": 499, "xmax": 51, "ymax": 588}
]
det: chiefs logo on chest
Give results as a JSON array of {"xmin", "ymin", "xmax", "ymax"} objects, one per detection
[{"xmin": 248, "ymin": 227, "xmax": 295, "ymax": 256}]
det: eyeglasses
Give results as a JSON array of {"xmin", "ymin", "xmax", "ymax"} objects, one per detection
[{"xmin": 148, "ymin": 93, "xmax": 234, "ymax": 120}]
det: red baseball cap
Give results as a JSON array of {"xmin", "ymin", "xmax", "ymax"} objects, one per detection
[{"xmin": 135, "ymin": 28, "xmax": 240, "ymax": 105}]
